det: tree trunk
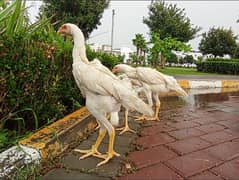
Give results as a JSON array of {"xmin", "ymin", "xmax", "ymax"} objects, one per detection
[
  {"xmin": 143, "ymin": 51, "xmax": 146, "ymax": 65},
  {"xmin": 160, "ymin": 54, "xmax": 166, "ymax": 68},
  {"xmin": 136, "ymin": 48, "xmax": 139, "ymax": 66}
]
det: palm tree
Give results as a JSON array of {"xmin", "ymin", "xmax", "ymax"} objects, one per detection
[
  {"xmin": 132, "ymin": 33, "xmax": 147, "ymax": 66},
  {"xmin": 141, "ymin": 41, "xmax": 148, "ymax": 65}
]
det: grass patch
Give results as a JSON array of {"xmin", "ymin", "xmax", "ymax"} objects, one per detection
[{"xmin": 158, "ymin": 67, "xmax": 219, "ymax": 75}]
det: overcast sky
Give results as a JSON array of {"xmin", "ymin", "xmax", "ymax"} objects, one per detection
[{"xmin": 28, "ymin": 1, "xmax": 239, "ymax": 51}]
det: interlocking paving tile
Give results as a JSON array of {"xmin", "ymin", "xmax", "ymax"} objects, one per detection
[
  {"xmin": 168, "ymin": 121, "xmax": 200, "ymax": 129},
  {"xmin": 188, "ymin": 171, "xmax": 223, "ymax": 180},
  {"xmin": 167, "ymin": 137, "xmax": 211, "ymax": 155},
  {"xmin": 211, "ymin": 157, "xmax": 239, "ymax": 180},
  {"xmin": 118, "ymin": 163, "xmax": 183, "ymax": 180},
  {"xmin": 140, "ymin": 125, "xmax": 176, "ymax": 136},
  {"xmin": 128, "ymin": 146, "xmax": 177, "ymax": 169},
  {"xmin": 136, "ymin": 133, "xmax": 175, "ymax": 149},
  {"xmin": 195, "ymin": 123, "xmax": 225, "ymax": 133},
  {"xmin": 166, "ymin": 149, "xmax": 222, "ymax": 178},
  {"xmin": 168, "ymin": 128, "xmax": 205, "ymax": 140},
  {"xmin": 200, "ymin": 131, "xmax": 237, "ymax": 144}
]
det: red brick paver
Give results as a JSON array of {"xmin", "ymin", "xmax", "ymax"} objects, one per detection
[
  {"xmin": 208, "ymin": 110, "xmax": 239, "ymax": 121},
  {"xmin": 189, "ymin": 171, "xmax": 223, "ymax": 180},
  {"xmin": 119, "ymin": 163, "xmax": 183, "ymax": 180},
  {"xmin": 204, "ymin": 140, "xmax": 239, "ymax": 161},
  {"xmin": 136, "ymin": 133, "xmax": 175, "ymax": 149},
  {"xmin": 167, "ymin": 137, "xmax": 211, "ymax": 155},
  {"xmin": 168, "ymin": 121, "xmax": 200, "ymax": 129},
  {"xmin": 140, "ymin": 124, "xmax": 175, "ymax": 136},
  {"xmin": 211, "ymin": 157, "xmax": 239, "ymax": 179},
  {"xmin": 195, "ymin": 123, "xmax": 225, "ymax": 133},
  {"xmin": 166, "ymin": 150, "xmax": 222, "ymax": 178},
  {"xmin": 192, "ymin": 116, "xmax": 219, "ymax": 125},
  {"xmin": 168, "ymin": 128, "xmax": 205, "ymax": 140},
  {"xmin": 128, "ymin": 146, "xmax": 177, "ymax": 169},
  {"xmin": 216, "ymin": 119, "xmax": 239, "ymax": 128},
  {"xmin": 200, "ymin": 131, "xmax": 237, "ymax": 144},
  {"xmin": 120, "ymin": 91, "xmax": 239, "ymax": 180}
]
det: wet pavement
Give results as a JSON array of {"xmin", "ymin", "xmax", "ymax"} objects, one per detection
[{"xmin": 41, "ymin": 91, "xmax": 239, "ymax": 180}]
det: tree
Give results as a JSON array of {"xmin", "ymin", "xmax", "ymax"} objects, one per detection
[
  {"xmin": 40, "ymin": 0, "xmax": 109, "ymax": 38},
  {"xmin": 199, "ymin": 27, "xmax": 237, "ymax": 57},
  {"xmin": 148, "ymin": 32, "xmax": 191, "ymax": 68},
  {"xmin": 130, "ymin": 53, "xmax": 137, "ymax": 64},
  {"xmin": 183, "ymin": 55, "xmax": 194, "ymax": 64},
  {"xmin": 132, "ymin": 33, "xmax": 147, "ymax": 66},
  {"xmin": 233, "ymin": 45, "xmax": 239, "ymax": 59},
  {"xmin": 167, "ymin": 52, "xmax": 178, "ymax": 65},
  {"xmin": 143, "ymin": 0, "xmax": 201, "ymax": 42}
]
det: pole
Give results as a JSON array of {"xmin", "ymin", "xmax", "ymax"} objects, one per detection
[{"xmin": 111, "ymin": 9, "xmax": 115, "ymax": 54}]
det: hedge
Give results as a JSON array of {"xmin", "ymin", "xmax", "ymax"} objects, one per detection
[
  {"xmin": 197, "ymin": 58, "xmax": 239, "ymax": 75},
  {"xmin": 0, "ymin": 30, "xmax": 121, "ymax": 152}
]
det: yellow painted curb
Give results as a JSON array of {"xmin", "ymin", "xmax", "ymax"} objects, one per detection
[
  {"xmin": 19, "ymin": 107, "xmax": 97, "ymax": 159},
  {"xmin": 222, "ymin": 80, "xmax": 239, "ymax": 88},
  {"xmin": 177, "ymin": 80, "xmax": 190, "ymax": 89},
  {"xmin": 177, "ymin": 79, "xmax": 239, "ymax": 89}
]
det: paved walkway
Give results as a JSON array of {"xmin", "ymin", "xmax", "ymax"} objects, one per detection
[{"xmin": 42, "ymin": 91, "xmax": 239, "ymax": 180}]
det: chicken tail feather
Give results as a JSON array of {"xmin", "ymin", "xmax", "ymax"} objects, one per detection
[{"xmin": 113, "ymin": 83, "xmax": 153, "ymax": 117}]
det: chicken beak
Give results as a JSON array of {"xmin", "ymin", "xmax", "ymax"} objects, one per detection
[
  {"xmin": 112, "ymin": 67, "xmax": 117, "ymax": 74},
  {"xmin": 57, "ymin": 28, "xmax": 64, "ymax": 34}
]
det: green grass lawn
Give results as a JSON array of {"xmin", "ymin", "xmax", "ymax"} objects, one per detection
[{"xmin": 158, "ymin": 67, "xmax": 219, "ymax": 75}]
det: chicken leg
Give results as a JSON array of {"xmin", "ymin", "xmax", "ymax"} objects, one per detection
[
  {"xmin": 95, "ymin": 113, "xmax": 111, "ymax": 130},
  {"xmin": 134, "ymin": 101, "xmax": 160, "ymax": 121},
  {"xmin": 74, "ymin": 128, "xmax": 106, "ymax": 159},
  {"xmin": 117, "ymin": 110, "xmax": 136, "ymax": 135},
  {"xmin": 94, "ymin": 128, "xmax": 120, "ymax": 166},
  {"xmin": 134, "ymin": 87, "xmax": 153, "ymax": 121},
  {"xmin": 144, "ymin": 104, "xmax": 160, "ymax": 121}
]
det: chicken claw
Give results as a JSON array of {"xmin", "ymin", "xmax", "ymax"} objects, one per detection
[
  {"xmin": 117, "ymin": 126, "xmax": 136, "ymax": 135},
  {"xmin": 134, "ymin": 115, "xmax": 146, "ymax": 121},
  {"xmin": 145, "ymin": 116, "xmax": 160, "ymax": 121},
  {"xmin": 95, "ymin": 150, "xmax": 120, "ymax": 167},
  {"xmin": 74, "ymin": 147, "xmax": 102, "ymax": 159}
]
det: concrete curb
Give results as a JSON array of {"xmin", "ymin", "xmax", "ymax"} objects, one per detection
[
  {"xmin": 1, "ymin": 79, "xmax": 239, "ymax": 178},
  {"xmin": 0, "ymin": 107, "xmax": 97, "ymax": 178},
  {"xmin": 177, "ymin": 79, "xmax": 239, "ymax": 89},
  {"xmin": 177, "ymin": 79, "xmax": 239, "ymax": 95}
]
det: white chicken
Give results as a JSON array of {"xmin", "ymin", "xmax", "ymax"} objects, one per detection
[
  {"xmin": 112, "ymin": 64, "xmax": 188, "ymax": 121},
  {"xmin": 57, "ymin": 23, "xmax": 153, "ymax": 166}
]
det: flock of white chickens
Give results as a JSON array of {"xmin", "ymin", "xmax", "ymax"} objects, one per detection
[{"xmin": 57, "ymin": 23, "xmax": 187, "ymax": 167}]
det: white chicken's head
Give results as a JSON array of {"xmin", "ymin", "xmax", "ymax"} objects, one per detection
[
  {"xmin": 57, "ymin": 23, "xmax": 82, "ymax": 36},
  {"xmin": 112, "ymin": 64, "xmax": 134, "ymax": 74},
  {"xmin": 57, "ymin": 24, "xmax": 71, "ymax": 35}
]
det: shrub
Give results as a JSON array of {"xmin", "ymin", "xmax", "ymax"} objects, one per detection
[
  {"xmin": 183, "ymin": 55, "xmax": 195, "ymax": 64},
  {"xmin": 196, "ymin": 58, "xmax": 239, "ymax": 75},
  {"xmin": 0, "ymin": 0, "xmax": 120, "ymax": 152},
  {"xmin": 0, "ymin": 28, "xmax": 85, "ymax": 151},
  {"xmin": 166, "ymin": 52, "xmax": 178, "ymax": 65},
  {"xmin": 86, "ymin": 45, "xmax": 120, "ymax": 69}
]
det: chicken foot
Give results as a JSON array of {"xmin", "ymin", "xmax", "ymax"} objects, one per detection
[
  {"xmin": 145, "ymin": 104, "xmax": 160, "ymax": 121},
  {"xmin": 74, "ymin": 129, "xmax": 106, "ymax": 159},
  {"xmin": 94, "ymin": 128, "xmax": 120, "ymax": 167},
  {"xmin": 117, "ymin": 110, "xmax": 136, "ymax": 135},
  {"xmin": 134, "ymin": 114, "xmax": 146, "ymax": 121}
]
